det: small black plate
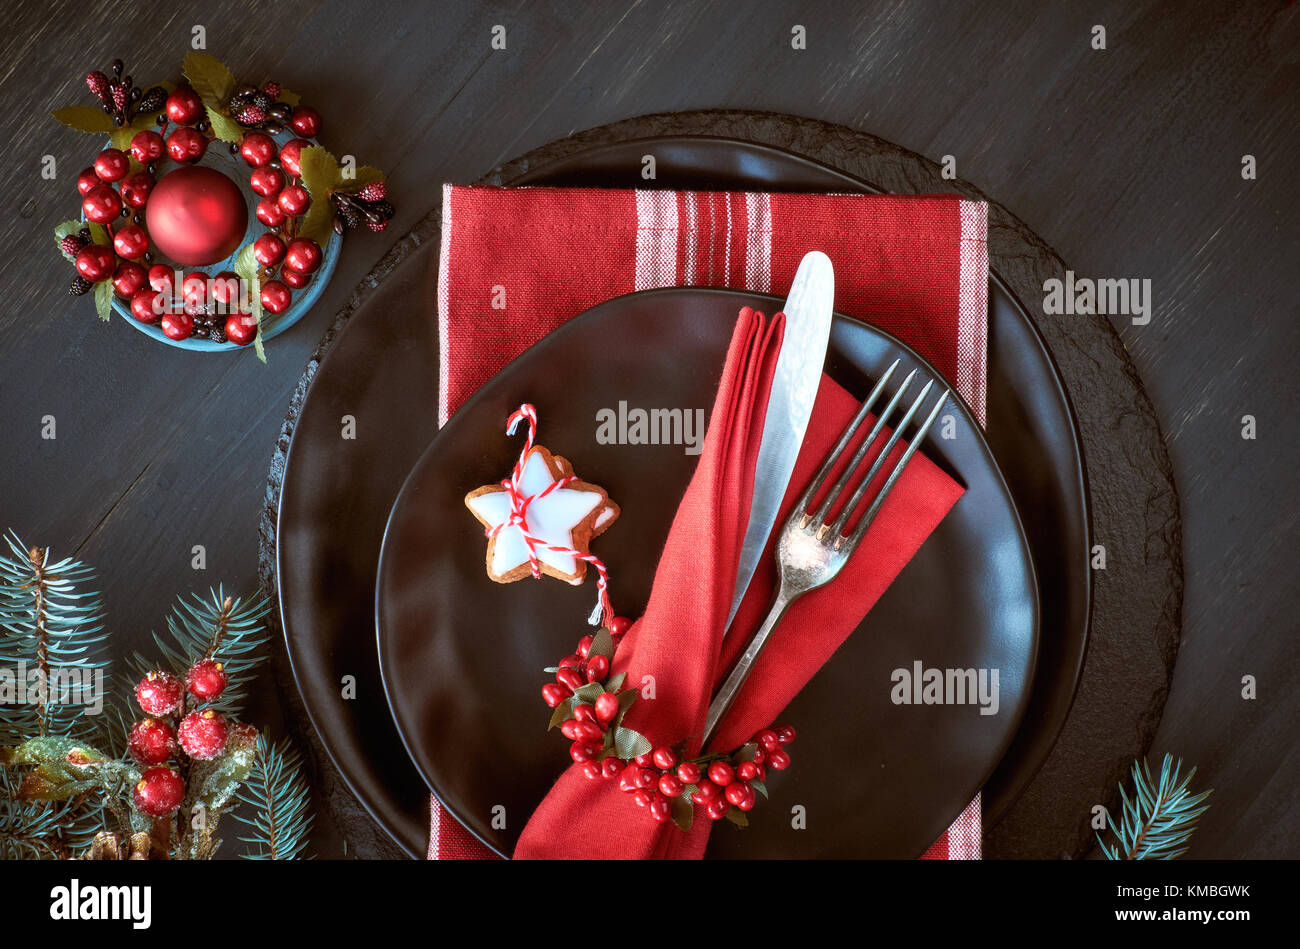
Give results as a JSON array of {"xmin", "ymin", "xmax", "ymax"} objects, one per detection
[{"xmin": 377, "ymin": 288, "xmax": 1039, "ymax": 858}]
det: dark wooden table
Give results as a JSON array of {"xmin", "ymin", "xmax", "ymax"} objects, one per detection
[{"xmin": 3, "ymin": 0, "xmax": 1296, "ymax": 859}]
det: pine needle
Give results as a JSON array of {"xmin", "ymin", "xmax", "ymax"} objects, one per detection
[
  {"xmin": 1097, "ymin": 754, "xmax": 1212, "ymax": 860},
  {"xmin": 232, "ymin": 734, "xmax": 313, "ymax": 860}
]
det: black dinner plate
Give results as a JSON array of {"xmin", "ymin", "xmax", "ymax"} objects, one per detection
[
  {"xmin": 276, "ymin": 135, "xmax": 1090, "ymax": 856},
  {"xmin": 377, "ymin": 288, "xmax": 1039, "ymax": 858}
]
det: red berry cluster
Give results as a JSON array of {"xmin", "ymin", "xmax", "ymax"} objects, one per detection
[
  {"xmin": 542, "ymin": 616, "xmax": 633, "ymax": 764},
  {"xmin": 127, "ymin": 659, "xmax": 232, "ymax": 818},
  {"xmin": 595, "ymin": 725, "xmax": 796, "ymax": 826}
]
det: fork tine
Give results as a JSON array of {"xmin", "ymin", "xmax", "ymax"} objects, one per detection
[
  {"xmin": 823, "ymin": 378, "xmax": 934, "ymax": 539},
  {"xmin": 805, "ymin": 367, "xmax": 915, "ymax": 529},
  {"xmin": 833, "ymin": 387, "xmax": 950, "ymax": 552},
  {"xmin": 793, "ymin": 359, "xmax": 902, "ymax": 521}
]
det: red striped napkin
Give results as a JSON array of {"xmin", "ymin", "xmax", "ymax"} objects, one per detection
[{"xmin": 431, "ymin": 185, "xmax": 989, "ymax": 860}]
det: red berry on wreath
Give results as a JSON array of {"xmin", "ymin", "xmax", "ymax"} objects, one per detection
[
  {"xmin": 706, "ymin": 799, "xmax": 730, "ymax": 821},
  {"xmin": 649, "ymin": 797, "xmax": 671, "ymax": 822},
  {"xmin": 185, "ymin": 659, "xmax": 227, "ymax": 701},
  {"xmin": 209, "ymin": 271, "xmax": 241, "ymax": 307},
  {"xmin": 164, "ymin": 86, "xmax": 204, "ymax": 125},
  {"xmin": 635, "ymin": 767, "xmax": 658, "ymax": 790},
  {"xmin": 112, "ymin": 224, "xmax": 149, "ymax": 260},
  {"xmin": 166, "ymin": 126, "xmax": 207, "ymax": 163},
  {"xmin": 541, "ymin": 683, "xmax": 567, "ymax": 708},
  {"xmin": 725, "ymin": 782, "xmax": 748, "ymax": 807},
  {"xmin": 278, "ymin": 138, "xmax": 312, "ymax": 177},
  {"xmin": 569, "ymin": 741, "xmax": 598, "ymax": 764},
  {"xmin": 736, "ymin": 760, "xmax": 759, "ymax": 782},
  {"xmin": 178, "ymin": 709, "xmax": 228, "ymax": 759},
  {"xmin": 581, "ymin": 762, "xmax": 602, "ymax": 780},
  {"xmin": 737, "ymin": 786, "xmax": 757, "ymax": 811},
  {"xmin": 633, "ymin": 752, "xmax": 653, "ymax": 768},
  {"xmin": 239, "ymin": 132, "xmax": 277, "ymax": 168},
  {"xmin": 584, "ymin": 653, "xmax": 609, "ymax": 683},
  {"xmin": 129, "ymin": 129, "xmax": 165, "ymax": 165},
  {"xmin": 618, "ymin": 768, "xmax": 639, "ymax": 793},
  {"xmin": 676, "ymin": 761, "xmax": 701, "ymax": 785},
  {"xmin": 253, "ymin": 233, "xmax": 286, "ymax": 267},
  {"xmin": 74, "ymin": 244, "xmax": 114, "ymax": 282},
  {"xmin": 148, "ymin": 264, "xmax": 175, "ymax": 292},
  {"xmin": 119, "ymin": 171, "xmax": 155, "ymax": 208},
  {"xmin": 280, "ymin": 266, "xmax": 310, "ymax": 289},
  {"xmin": 607, "ymin": 616, "xmax": 632, "ymax": 637},
  {"xmin": 127, "ymin": 717, "xmax": 177, "ymax": 765},
  {"xmin": 356, "ymin": 180, "xmax": 386, "ymax": 202},
  {"xmin": 766, "ymin": 749, "xmax": 791, "ymax": 771},
  {"xmin": 288, "ymin": 106, "xmax": 321, "ymax": 137},
  {"xmin": 754, "ymin": 728, "xmax": 781, "ymax": 753},
  {"xmin": 129, "ymin": 288, "xmax": 165, "ymax": 324},
  {"xmin": 135, "ymin": 670, "xmax": 183, "ymax": 715},
  {"xmin": 82, "ymin": 183, "xmax": 121, "ymax": 224},
  {"xmin": 249, "ymin": 166, "xmax": 285, "ymax": 198},
  {"xmin": 576, "ymin": 634, "xmax": 595, "ymax": 659},
  {"xmin": 651, "ymin": 746, "xmax": 677, "ymax": 770},
  {"xmin": 284, "ymin": 237, "xmax": 322, "ymax": 275},
  {"xmin": 557, "ymin": 653, "xmax": 582, "ymax": 670},
  {"xmin": 658, "ymin": 773, "xmax": 684, "ymax": 797},
  {"xmin": 112, "ymin": 260, "xmax": 147, "ymax": 299},
  {"xmin": 277, "ymin": 184, "xmax": 311, "ymax": 217},
  {"xmin": 255, "ymin": 197, "xmax": 286, "ymax": 228},
  {"xmin": 133, "ymin": 766, "xmax": 185, "ymax": 817},
  {"xmin": 224, "ymin": 312, "xmax": 258, "ymax": 346},
  {"xmin": 775, "ymin": 724, "xmax": 796, "ymax": 745},
  {"xmin": 572, "ymin": 703, "xmax": 597, "ymax": 725},
  {"xmin": 92, "ymin": 148, "xmax": 129, "ymax": 183},
  {"xmin": 555, "ymin": 667, "xmax": 583, "ymax": 693},
  {"xmin": 633, "ymin": 788, "xmax": 654, "ymax": 808},
  {"xmin": 76, "ymin": 167, "xmax": 101, "ymax": 196},
  {"xmin": 181, "ymin": 271, "xmax": 209, "ymax": 305},
  {"xmin": 575, "ymin": 720, "xmax": 603, "ymax": 744},
  {"xmin": 161, "ymin": 309, "xmax": 194, "ymax": 341},
  {"xmin": 707, "ymin": 761, "xmax": 734, "ymax": 787},
  {"xmin": 601, "ymin": 758, "xmax": 624, "ymax": 779},
  {"xmin": 594, "ymin": 691, "xmax": 619, "ymax": 724},
  {"xmin": 560, "ymin": 719, "xmax": 581, "ymax": 741}
]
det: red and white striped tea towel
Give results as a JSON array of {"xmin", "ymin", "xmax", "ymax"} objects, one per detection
[{"xmin": 431, "ymin": 185, "xmax": 988, "ymax": 860}]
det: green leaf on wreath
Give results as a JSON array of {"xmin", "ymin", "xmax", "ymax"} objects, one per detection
[
  {"xmin": 204, "ymin": 106, "xmax": 243, "ymax": 144},
  {"xmin": 93, "ymin": 280, "xmax": 112, "ymax": 322},
  {"xmin": 108, "ymin": 112, "xmax": 158, "ymax": 152},
  {"xmin": 587, "ymin": 628, "xmax": 614, "ymax": 663},
  {"xmin": 18, "ymin": 767, "xmax": 98, "ymax": 801},
  {"xmin": 611, "ymin": 688, "xmax": 638, "ymax": 729},
  {"xmin": 750, "ymin": 777, "xmax": 768, "ymax": 799},
  {"xmin": 613, "ymin": 726, "xmax": 651, "ymax": 759},
  {"xmin": 183, "ymin": 51, "xmax": 237, "ymax": 108},
  {"xmin": 191, "ymin": 722, "xmax": 258, "ymax": 812},
  {"xmin": 278, "ymin": 87, "xmax": 302, "ymax": 107},
  {"xmin": 548, "ymin": 696, "xmax": 574, "ymax": 730},
  {"xmin": 733, "ymin": 742, "xmax": 760, "ymax": 763},
  {"xmin": 605, "ymin": 671, "xmax": 626, "ymax": 693},
  {"xmin": 54, "ymin": 220, "xmax": 84, "ymax": 261},
  {"xmin": 669, "ymin": 794, "xmax": 693, "ymax": 832},
  {"xmin": 724, "ymin": 808, "xmax": 748, "ymax": 828},
  {"xmin": 337, "ymin": 165, "xmax": 385, "ymax": 194},
  {"xmin": 572, "ymin": 682, "xmax": 604, "ymax": 705},
  {"xmin": 233, "ymin": 243, "xmax": 267, "ymax": 363},
  {"xmin": 1, "ymin": 735, "xmax": 107, "ymax": 766},
  {"xmin": 52, "ymin": 106, "xmax": 117, "ymax": 134},
  {"xmin": 88, "ymin": 222, "xmax": 110, "ymax": 247}
]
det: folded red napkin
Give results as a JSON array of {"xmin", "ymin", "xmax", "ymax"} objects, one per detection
[
  {"xmin": 433, "ymin": 185, "xmax": 989, "ymax": 860},
  {"xmin": 513, "ymin": 307, "xmax": 964, "ymax": 858}
]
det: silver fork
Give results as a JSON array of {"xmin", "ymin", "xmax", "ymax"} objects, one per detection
[{"xmin": 700, "ymin": 358, "xmax": 951, "ymax": 748}]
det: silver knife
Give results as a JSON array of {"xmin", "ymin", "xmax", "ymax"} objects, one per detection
[{"xmin": 725, "ymin": 251, "xmax": 834, "ymax": 632}]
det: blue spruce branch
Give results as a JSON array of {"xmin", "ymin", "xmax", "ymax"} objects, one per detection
[
  {"xmin": 233, "ymin": 734, "xmax": 313, "ymax": 860},
  {"xmin": 1098, "ymin": 754, "xmax": 1212, "ymax": 860}
]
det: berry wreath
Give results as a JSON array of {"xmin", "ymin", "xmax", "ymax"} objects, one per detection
[{"xmin": 53, "ymin": 52, "xmax": 394, "ymax": 359}]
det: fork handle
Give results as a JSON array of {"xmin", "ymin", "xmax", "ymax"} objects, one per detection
[{"xmin": 700, "ymin": 587, "xmax": 796, "ymax": 750}]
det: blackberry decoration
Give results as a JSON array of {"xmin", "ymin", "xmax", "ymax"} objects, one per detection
[{"xmin": 68, "ymin": 275, "xmax": 93, "ymax": 295}]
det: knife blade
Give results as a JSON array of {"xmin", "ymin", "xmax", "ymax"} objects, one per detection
[{"xmin": 725, "ymin": 251, "xmax": 834, "ymax": 631}]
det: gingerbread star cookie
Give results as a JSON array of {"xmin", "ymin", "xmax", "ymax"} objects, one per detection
[{"xmin": 465, "ymin": 445, "xmax": 620, "ymax": 585}]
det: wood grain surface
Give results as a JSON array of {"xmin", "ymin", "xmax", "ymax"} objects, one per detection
[{"xmin": 2, "ymin": 0, "xmax": 1296, "ymax": 859}]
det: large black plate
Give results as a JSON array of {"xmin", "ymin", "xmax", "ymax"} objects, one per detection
[
  {"xmin": 276, "ymin": 136, "xmax": 1089, "ymax": 856},
  {"xmin": 378, "ymin": 289, "xmax": 1039, "ymax": 858}
]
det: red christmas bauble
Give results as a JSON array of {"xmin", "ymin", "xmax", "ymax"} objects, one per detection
[{"xmin": 145, "ymin": 166, "xmax": 248, "ymax": 266}]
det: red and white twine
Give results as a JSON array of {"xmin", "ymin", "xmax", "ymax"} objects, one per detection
[{"xmin": 487, "ymin": 403, "xmax": 615, "ymax": 627}]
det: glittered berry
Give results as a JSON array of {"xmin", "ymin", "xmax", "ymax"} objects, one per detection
[
  {"xmin": 165, "ymin": 86, "xmax": 204, "ymax": 125},
  {"xmin": 253, "ymin": 233, "xmax": 285, "ymax": 267},
  {"xmin": 584, "ymin": 653, "xmax": 610, "ymax": 683},
  {"xmin": 60, "ymin": 232, "xmax": 87, "ymax": 257},
  {"xmin": 277, "ymin": 184, "xmax": 311, "ymax": 217},
  {"xmin": 278, "ymin": 138, "xmax": 312, "ymax": 177},
  {"xmin": 284, "ymin": 237, "xmax": 322, "ymax": 275},
  {"xmin": 112, "ymin": 224, "xmax": 148, "ymax": 260},
  {"xmin": 239, "ymin": 132, "xmax": 277, "ymax": 167},
  {"xmin": 755, "ymin": 729, "xmax": 781, "ymax": 753},
  {"xmin": 607, "ymin": 616, "xmax": 632, "ymax": 637},
  {"xmin": 249, "ymin": 166, "xmax": 284, "ymax": 198},
  {"xmin": 658, "ymin": 773, "xmax": 683, "ymax": 798},
  {"xmin": 135, "ymin": 670, "xmax": 183, "ymax": 716},
  {"xmin": 127, "ymin": 718, "xmax": 177, "ymax": 765},
  {"xmin": 74, "ymin": 244, "xmax": 114, "ymax": 282},
  {"xmin": 178, "ymin": 709, "xmax": 228, "ymax": 759},
  {"xmin": 776, "ymin": 724, "xmax": 796, "ymax": 745},
  {"xmin": 112, "ymin": 261, "xmax": 147, "ymax": 299},
  {"xmin": 76, "ymin": 167, "xmax": 101, "ymax": 196},
  {"xmin": 224, "ymin": 312, "xmax": 258, "ymax": 346},
  {"xmin": 601, "ymin": 758, "xmax": 624, "ymax": 779},
  {"xmin": 93, "ymin": 148, "xmax": 129, "ymax": 183},
  {"xmin": 541, "ymin": 683, "xmax": 567, "ymax": 708},
  {"xmin": 161, "ymin": 309, "xmax": 194, "ymax": 341},
  {"xmin": 133, "ymin": 766, "xmax": 184, "ymax": 817},
  {"xmin": 707, "ymin": 761, "xmax": 734, "ymax": 787},
  {"xmin": 767, "ymin": 749, "xmax": 791, "ymax": 771},
  {"xmin": 129, "ymin": 130, "xmax": 165, "ymax": 165},
  {"xmin": 356, "ymin": 180, "xmax": 386, "ymax": 202},
  {"xmin": 129, "ymin": 288, "xmax": 165, "ymax": 324},
  {"xmin": 260, "ymin": 280, "xmax": 292, "ymax": 315},
  {"xmin": 119, "ymin": 171, "xmax": 155, "ymax": 208},
  {"xmin": 676, "ymin": 762, "xmax": 701, "ymax": 785},
  {"xmin": 185, "ymin": 659, "xmax": 227, "ymax": 701},
  {"xmin": 554, "ymin": 667, "xmax": 583, "ymax": 693},
  {"xmin": 651, "ymin": 747, "xmax": 677, "ymax": 770},
  {"xmin": 234, "ymin": 104, "xmax": 266, "ymax": 127},
  {"xmin": 82, "ymin": 183, "xmax": 121, "ymax": 224},
  {"xmin": 166, "ymin": 126, "xmax": 207, "ymax": 163},
  {"xmin": 261, "ymin": 81, "xmax": 281, "ymax": 98},
  {"xmin": 288, "ymin": 106, "xmax": 321, "ymax": 137},
  {"xmin": 736, "ymin": 761, "xmax": 759, "ymax": 782},
  {"xmin": 86, "ymin": 70, "xmax": 110, "ymax": 102}
]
